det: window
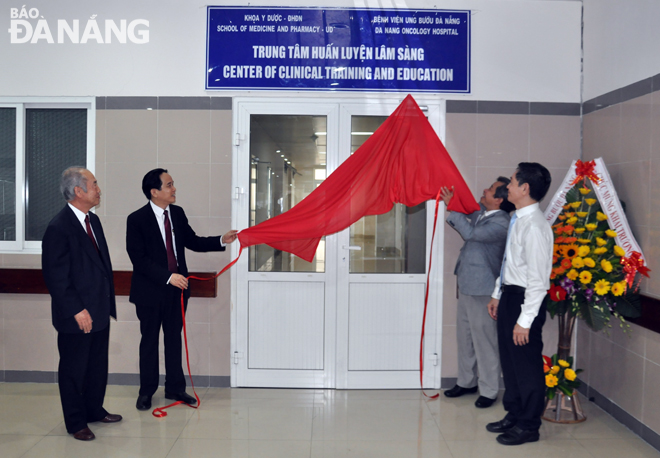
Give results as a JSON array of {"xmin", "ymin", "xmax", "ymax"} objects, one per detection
[{"xmin": 0, "ymin": 98, "xmax": 95, "ymax": 252}]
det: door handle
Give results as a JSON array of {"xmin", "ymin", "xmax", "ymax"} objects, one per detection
[{"xmin": 342, "ymin": 245, "xmax": 362, "ymax": 251}]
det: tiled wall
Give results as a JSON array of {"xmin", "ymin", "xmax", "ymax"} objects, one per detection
[
  {"xmin": 0, "ymin": 97, "xmax": 582, "ymax": 388},
  {"xmin": 0, "ymin": 96, "xmax": 235, "ymax": 385},
  {"xmin": 577, "ymin": 76, "xmax": 660, "ymax": 449},
  {"xmin": 441, "ymin": 101, "xmax": 581, "ymax": 380}
]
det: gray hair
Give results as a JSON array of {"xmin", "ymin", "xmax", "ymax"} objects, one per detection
[{"xmin": 60, "ymin": 167, "xmax": 88, "ymax": 202}]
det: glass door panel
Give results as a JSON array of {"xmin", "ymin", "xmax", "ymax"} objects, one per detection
[
  {"xmin": 348, "ymin": 115, "xmax": 427, "ymax": 274},
  {"xmin": 248, "ymin": 114, "xmax": 327, "ymax": 273}
]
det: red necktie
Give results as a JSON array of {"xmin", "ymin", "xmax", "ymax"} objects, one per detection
[
  {"xmin": 164, "ymin": 210, "xmax": 178, "ymax": 273},
  {"xmin": 85, "ymin": 214, "xmax": 99, "ymax": 253}
]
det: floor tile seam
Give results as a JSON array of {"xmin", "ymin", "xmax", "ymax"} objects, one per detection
[
  {"xmin": 17, "ymin": 434, "xmax": 49, "ymax": 458},
  {"xmin": 422, "ymin": 397, "xmax": 445, "ymax": 439}
]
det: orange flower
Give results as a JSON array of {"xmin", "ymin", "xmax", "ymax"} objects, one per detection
[
  {"xmin": 564, "ymin": 237, "xmax": 578, "ymax": 244},
  {"xmin": 561, "ymin": 244, "xmax": 579, "ymax": 259},
  {"xmin": 561, "ymin": 258, "xmax": 572, "ymax": 269},
  {"xmin": 555, "ymin": 236, "xmax": 566, "ymax": 244},
  {"xmin": 563, "ymin": 225, "xmax": 575, "ymax": 235}
]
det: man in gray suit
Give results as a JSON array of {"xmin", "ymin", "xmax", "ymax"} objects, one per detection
[{"xmin": 441, "ymin": 178, "xmax": 514, "ymax": 408}]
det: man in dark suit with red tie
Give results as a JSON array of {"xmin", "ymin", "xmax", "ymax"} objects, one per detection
[
  {"xmin": 42, "ymin": 167, "xmax": 122, "ymax": 441},
  {"xmin": 126, "ymin": 168, "xmax": 237, "ymax": 411}
]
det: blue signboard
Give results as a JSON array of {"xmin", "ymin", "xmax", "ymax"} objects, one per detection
[{"xmin": 206, "ymin": 7, "xmax": 470, "ymax": 93}]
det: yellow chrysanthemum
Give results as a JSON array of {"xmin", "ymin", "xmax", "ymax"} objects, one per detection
[
  {"xmin": 585, "ymin": 198, "xmax": 597, "ymax": 206},
  {"xmin": 579, "ymin": 270, "xmax": 592, "ymax": 284},
  {"xmin": 579, "ymin": 188, "xmax": 592, "ymax": 195},
  {"xmin": 584, "ymin": 257, "xmax": 596, "ymax": 268},
  {"xmin": 611, "ymin": 281, "xmax": 626, "ymax": 297},
  {"xmin": 561, "ymin": 244, "xmax": 580, "ymax": 259},
  {"xmin": 550, "ymin": 365, "xmax": 560, "ymax": 375},
  {"xmin": 578, "ymin": 238, "xmax": 591, "ymax": 244},
  {"xmin": 558, "ymin": 360, "xmax": 570, "ymax": 368},
  {"xmin": 546, "ymin": 374, "xmax": 559, "ymax": 388},
  {"xmin": 578, "ymin": 246, "xmax": 590, "ymax": 257},
  {"xmin": 585, "ymin": 223, "xmax": 598, "ymax": 231},
  {"xmin": 594, "ymin": 247, "xmax": 607, "ymax": 255},
  {"xmin": 566, "ymin": 269, "xmax": 579, "ymax": 280},
  {"xmin": 564, "ymin": 368, "xmax": 577, "ymax": 381},
  {"xmin": 597, "ymin": 211, "xmax": 608, "ymax": 221},
  {"xmin": 613, "ymin": 245, "xmax": 626, "ymax": 257},
  {"xmin": 577, "ymin": 212, "xmax": 589, "ymax": 218},
  {"xmin": 596, "ymin": 237, "xmax": 607, "ymax": 247},
  {"xmin": 574, "ymin": 227, "xmax": 586, "ymax": 234},
  {"xmin": 572, "ymin": 257, "xmax": 585, "ymax": 268},
  {"xmin": 567, "ymin": 217, "xmax": 578, "ymax": 225},
  {"xmin": 569, "ymin": 202, "xmax": 581, "ymax": 209},
  {"xmin": 594, "ymin": 279, "xmax": 611, "ymax": 295},
  {"xmin": 601, "ymin": 259, "xmax": 613, "ymax": 273},
  {"xmin": 605, "ymin": 229, "xmax": 617, "ymax": 238}
]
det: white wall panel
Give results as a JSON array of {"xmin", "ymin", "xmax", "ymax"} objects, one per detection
[
  {"xmin": 348, "ymin": 282, "xmax": 425, "ymax": 371},
  {"xmin": 1, "ymin": 0, "xmax": 581, "ymax": 102},
  {"xmin": 583, "ymin": 0, "xmax": 660, "ymax": 100},
  {"xmin": 248, "ymin": 281, "xmax": 325, "ymax": 370}
]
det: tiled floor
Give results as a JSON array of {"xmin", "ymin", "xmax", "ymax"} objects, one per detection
[{"xmin": 1, "ymin": 383, "xmax": 659, "ymax": 457}]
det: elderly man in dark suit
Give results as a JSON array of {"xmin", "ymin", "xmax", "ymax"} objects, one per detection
[
  {"xmin": 42, "ymin": 167, "xmax": 122, "ymax": 441},
  {"xmin": 127, "ymin": 168, "xmax": 237, "ymax": 411},
  {"xmin": 440, "ymin": 178, "xmax": 514, "ymax": 408}
]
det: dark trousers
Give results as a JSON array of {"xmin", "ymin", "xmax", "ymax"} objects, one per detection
[
  {"xmin": 135, "ymin": 286, "xmax": 188, "ymax": 396},
  {"xmin": 497, "ymin": 286, "xmax": 547, "ymax": 431},
  {"xmin": 57, "ymin": 325, "xmax": 110, "ymax": 433}
]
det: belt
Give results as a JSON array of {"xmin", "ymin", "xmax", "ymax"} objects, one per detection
[{"xmin": 501, "ymin": 284, "xmax": 526, "ymax": 294}]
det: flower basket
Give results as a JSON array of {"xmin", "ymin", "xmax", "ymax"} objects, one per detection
[
  {"xmin": 542, "ymin": 160, "xmax": 651, "ymax": 424},
  {"xmin": 542, "ymin": 354, "xmax": 585, "ymax": 423}
]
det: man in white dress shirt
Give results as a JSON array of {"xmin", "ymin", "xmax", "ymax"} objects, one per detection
[{"xmin": 485, "ymin": 162, "xmax": 553, "ymax": 445}]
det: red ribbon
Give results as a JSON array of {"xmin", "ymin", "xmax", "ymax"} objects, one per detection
[
  {"xmin": 419, "ymin": 191, "xmax": 441, "ymax": 399},
  {"xmin": 620, "ymin": 251, "xmax": 651, "ymax": 289},
  {"xmin": 152, "ymin": 247, "xmax": 244, "ymax": 418},
  {"xmin": 570, "ymin": 160, "xmax": 601, "ymax": 187},
  {"xmin": 154, "ymin": 198, "xmax": 443, "ymax": 412}
]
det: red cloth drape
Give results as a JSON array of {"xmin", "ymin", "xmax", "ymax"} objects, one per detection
[{"xmin": 238, "ymin": 94, "xmax": 479, "ymax": 262}]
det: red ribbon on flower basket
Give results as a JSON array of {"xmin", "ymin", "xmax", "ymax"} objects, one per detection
[
  {"xmin": 620, "ymin": 251, "xmax": 651, "ymax": 290},
  {"xmin": 570, "ymin": 160, "xmax": 601, "ymax": 187},
  {"xmin": 152, "ymin": 247, "xmax": 244, "ymax": 418}
]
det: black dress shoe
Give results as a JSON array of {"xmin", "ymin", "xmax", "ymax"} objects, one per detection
[
  {"xmin": 443, "ymin": 385, "xmax": 478, "ymax": 398},
  {"xmin": 165, "ymin": 391, "xmax": 197, "ymax": 405},
  {"xmin": 475, "ymin": 395, "xmax": 496, "ymax": 408},
  {"xmin": 136, "ymin": 395, "xmax": 152, "ymax": 411},
  {"xmin": 73, "ymin": 427, "xmax": 95, "ymax": 441},
  {"xmin": 486, "ymin": 418, "xmax": 516, "ymax": 433},
  {"xmin": 99, "ymin": 413, "xmax": 123, "ymax": 423},
  {"xmin": 496, "ymin": 426, "xmax": 539, "ymax": 445}
]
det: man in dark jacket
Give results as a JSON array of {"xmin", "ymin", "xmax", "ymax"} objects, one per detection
[
  {"xmin": 126, "ymin": 168, "xmax": 237, "ymax": 411},
  {"xmin": 42, "ymin": 167, "xmax": 122, "ymax": 441}
]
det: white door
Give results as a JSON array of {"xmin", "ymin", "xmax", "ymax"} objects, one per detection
[{"xmin": 231, "ymin": 97, "xmax": 444, "ymax": 389}]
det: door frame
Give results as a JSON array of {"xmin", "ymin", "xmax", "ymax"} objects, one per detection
[{"xmin": 230, "ymin": 96, "xmax": 446, "ymax": 389}]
